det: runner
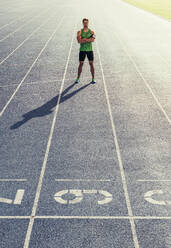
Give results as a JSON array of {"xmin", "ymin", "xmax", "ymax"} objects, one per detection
[{"xmin": 75, "ymin": 18, "xmax": 96, "ymax": 84}]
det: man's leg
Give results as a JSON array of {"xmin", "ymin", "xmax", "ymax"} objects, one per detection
[
  {"xmin": 87, "ymin": 51, "xmax": 96, "ymax": 83},
  {"xmin": 75, "ymin": 51, "xmax": 86, "ymax": 83},
  {"xmin": 89, "ymin": 61, "xmax": 95, "ymax": 79},
  {"xmin": 77, "ymin": 61, "xmax": 84, "ymax": 79}
]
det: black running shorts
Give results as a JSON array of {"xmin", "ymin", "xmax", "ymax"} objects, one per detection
[{"xmin": 79, "ymin": 51, "xmax": 94, "ymax": 61}]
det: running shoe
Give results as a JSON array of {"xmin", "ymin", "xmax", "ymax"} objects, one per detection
[
  {"xmin": 91, "ymin": 78, "xmax": 96, "ymax": 84},
  {"xmin": 75, "ymin": 78, "xmax": 80, "ymax": 84}
]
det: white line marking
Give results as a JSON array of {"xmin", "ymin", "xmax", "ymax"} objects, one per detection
[
  {"xmin": 144, "ymin": 190, "xmax": 171, "ymax": 205},
  {"xmin": 0, "ymin": 10, "xmax": 57, "ymax": 66},
  {"xmin": 0, "ymin": 198, "xmax": 12, "ymax": 204},
  {"xmin": 0, "ymin": 15, "xmax": 65, "ymax": 117},
  {"xmin": 13, "ymin": 189, "xmax": 25, "ymax": 204},
  {"xmin": 138, "ymin": 180, "xmax": 171, "ymax": 182},
  {"xmin": 24, "ymin": 19, "xmax": 77, "ymax": 248},
  {"xmin": 34, "ymin": 216, "xmax": 171, "ymax": 219},
  {"xmin": 0, "ymin": 8, "xmax": 49, "ymax": 42},
  {"xmin": 1, "ymin": 215, "xmax": 171, "ymax": 219},
  {"xmin": 0, "ymin": 216, "xmax": 29, "ymax": 219},
  {"xmin": 0, "ymin": 13, "xmax": 29, "ymax": 31},
  {"xmin": 83, "ymin": 190, "xmax": 97, "ymax": 194},
  {"xmin": 94, "ymin": 21, "xmax": 140, "ymax": 248},
  {"xmin": 55, "ymin": 179, "xmax": 111, "ymax": 182},
  {"xmin": 109, "ymin": 26, "xmax": 171, "ymax": 125},
  {"xmin": 0, "ymin": 179, "xmax": 27, "ymax": 182},
  {"xmin": 157, "ymin": 52, "xmax": 171, "ymax": 69}
]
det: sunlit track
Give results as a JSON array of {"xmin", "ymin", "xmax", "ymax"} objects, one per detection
[
  {"xmin": 0, "ymin": 13, "xmax": 32, "ymax": 31},
  {"xmin": 156, "ymin": 51, "xmax": 171, "ymax": 69},
  {"xmin": 0, "ymin": 8, "xmax": 52, "ymax": 43},
  {"xmin": 0, "ymin": 0, "xmax": 171, "ymax": 247},
  {"xmin": 94, "ymin": 18, "xmax": 171, "ymax": 125},
  {"xmin": 0, "ymin": 10, "xmax": 59, "ymax": 66},
  {"xmin": 0, "ymin": 14, "xmax": 65, "ymax": 117},
  {"xmin": 111, "ymin": 29, "xmax": 171, "ymax": 125}
]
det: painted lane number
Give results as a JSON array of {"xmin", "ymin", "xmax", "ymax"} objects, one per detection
[
  {"xmin": 0, "ymin": 189, "xmax": 24, "ymax": 205},
  {"xmin": 144, "ymin": 190, "xmax": 171, "ymax": 205},
  {"xmin": 54, "ymin": 189, "xmax": 112, "ymax": 205}
]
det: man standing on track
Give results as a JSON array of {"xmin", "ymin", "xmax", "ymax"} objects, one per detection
[{"xmin": 75, "ymin": 18, "xmax": 96, "ymax": 84}]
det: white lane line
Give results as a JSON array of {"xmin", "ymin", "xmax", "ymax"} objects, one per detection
[
  {"xmin": 1, "ymin": 215, "xmax": 171, "ymax": 219},
  {"xmin": 34, "ymin": 216, "xmax": 171, "ymax": 219},
  {"xmin": 0, "ymin": 15, "xmax": 65, "ymax": 117},
  {"xmin": 0, "ymin": 7, "xmax": 49, "ymax": 42},
  {"xmin": 137, "ymin": 180, "xmax": 171, "ymax": 182},
  {"xmin": 55, "ymin": 179, "xmax": 111, "ymax": 182},
  {"xmin": 0, "ymin": 10, "xmax": 57, "ymax": 66},
  {"xmin": 93, "ymin": 22, "xmax": 140, "ymax": 248},
  {"xmin": 0, "ymin": 13, "xmax": 29, "ymax": 31},
  {"xmin": 109, "ymin": 26, "xmax": 171, "ymax": 125},
  {"xmin": 23, "ymin": 19, "xmax": 78, "ymax": 248},
  {"xmin": 0, "ymin": 179, "xmax": 27, "ymax": 182}
]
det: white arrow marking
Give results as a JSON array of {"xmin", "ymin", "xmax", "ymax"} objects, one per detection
[
  {"xmin": 98, "ymin": 190, "xmax": 113, "ymax": 205},
  {"xmin": 69, "ymin": 190, "xmax": 83, "ymax": 204},
  {"xmin": 55, "ymin": 190, "xmax": 68, "ymax": 197},
  {"xmin": 54, "ymin": 190, "xmax": 68, "ymax": 204},
  {"xmin": 144, "ymin": 190, "xmax": 166, "ymax": 205}
]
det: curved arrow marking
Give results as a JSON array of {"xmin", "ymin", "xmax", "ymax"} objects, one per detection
[
  {"xmin": 144, "ymin": 190, "xmax": 171, "ymax": 205},
  {"xmin": 98, "ymin": 190, "xmax": 113, "ymax": 205},
  {"xmin": 54, "ymin": 190, "xmax": 68, "ymax": 204},
  {"xmin": 69, "ymin": 190, "xmax": 83, "ymax": 204}
]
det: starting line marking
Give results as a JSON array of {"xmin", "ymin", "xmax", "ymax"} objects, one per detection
[
  {"xmin": 55, "ymin": 179, "xmax": 111, "ymax": 182},
  {"xmin": 1, "ymin": 216, "xmax": 171, "ymax": 220},
  {"xmin": 0, "ymin": 179, "xmax": 27, "ymax": 182},
  {"xmin": 138, "ymin": 180, "xmax": 171, "ymax": 182}
]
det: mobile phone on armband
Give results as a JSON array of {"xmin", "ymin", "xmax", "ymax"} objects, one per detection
[{"xmin": 90, "ymin": 34, "xmax": 96, "ymax": 39}]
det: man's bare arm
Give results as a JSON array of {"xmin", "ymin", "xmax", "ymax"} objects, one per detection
[
  {"xmin": 77, "ymin": 30, "xmax": 95, "ymax": 43},
  {"xmin": 77, "ymin": 30, "xmax": 82, "ymax": 43},
  {"xmin": 77, "ymin": 31, "xmax": 87, "ymax": 43}
]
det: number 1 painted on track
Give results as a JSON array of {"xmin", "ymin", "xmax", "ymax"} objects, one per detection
[{"xmin": 0, "ymin": 189, "xmax": 25, "ymax": 205}]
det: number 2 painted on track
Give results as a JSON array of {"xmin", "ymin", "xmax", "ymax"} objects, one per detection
[{"xmin": 54, "ymin": 189, "xmax": 113, "ymax": 205}]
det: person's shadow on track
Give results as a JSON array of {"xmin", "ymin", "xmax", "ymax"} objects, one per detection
[{"xmin": 10, "ymin": 81, "xmax": 92, "ymax": 129}]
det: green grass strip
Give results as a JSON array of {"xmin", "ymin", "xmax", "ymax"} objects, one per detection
[{"xmin": 123, "ymin": 0, "xmax": 171, "ymax": 20}]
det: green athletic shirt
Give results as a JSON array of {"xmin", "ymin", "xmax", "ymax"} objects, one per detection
[{"xmin": 80, "ymin": 28, "xmax": 93, "ymax": 51}]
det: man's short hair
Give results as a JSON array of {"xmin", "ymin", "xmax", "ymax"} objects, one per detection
[{"xmin": 82, "ymin": 18, "xmax": 88, "ymax": 23}]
